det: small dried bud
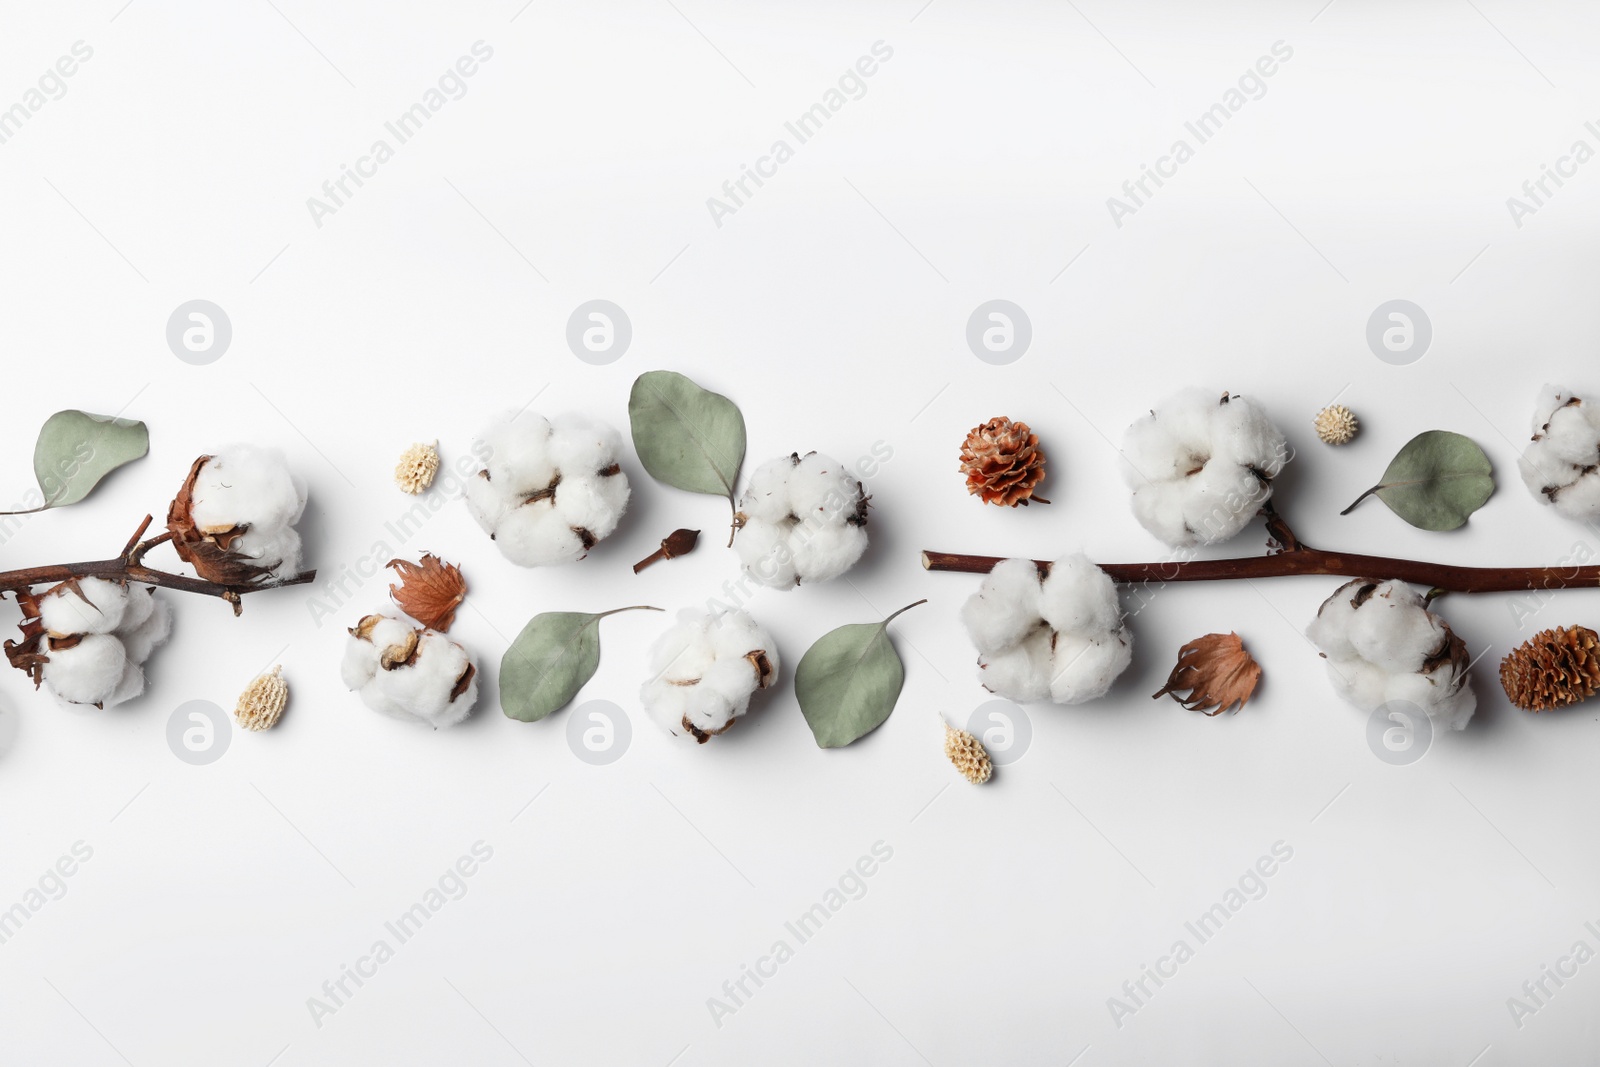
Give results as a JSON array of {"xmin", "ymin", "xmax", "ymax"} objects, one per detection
[
  {"xmin": 634, "ymin": 528, "xmax": 701, "ymax": 573},
  {"xmin": 395, "ymin": 442, "xmax": 440, "ymax": 495},
  {"xmin": 943, "ymin": 722, "xmax": 993, "ymax": 784},
  {"xmin": 236, "ymin": 665, "xmax": 288, "ymax": 731},
  {"xmin": 1314, "ymin": 405, "xmax": 1359, "ymax": 446},
  {"xmin": 1153, "ymin": 632, "xmax": 1262, "ymax": 715}
]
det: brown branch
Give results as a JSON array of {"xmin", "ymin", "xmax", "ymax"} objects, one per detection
[
  {"xmin": 921, "ymin": 509, "xmax": 1600, "ymax": 595},
  {"xmin": 0, "ymin": 515, "xmax": 315, "ymax": 616}
]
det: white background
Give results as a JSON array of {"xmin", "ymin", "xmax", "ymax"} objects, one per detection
[{"xmin": 1, "ymin": 1, "xmax": 1599, "ymax": 1064}]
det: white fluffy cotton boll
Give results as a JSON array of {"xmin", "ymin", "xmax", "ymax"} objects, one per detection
[
  {"xmin": 117, "ymin": 596, "xmax": 172, "ymax": 665},
  {"xmin": 1307, "ymin": 579, "xmax": 1477, "ymax": 731},
  {"xmin": 960, "ymin": 558, "xmax": 1044, "ymax": 651},
  {"xmin": 1121, "ymin": 389, "xmax": 1289, "ymax": 548},
  {"xmin": 976, "ymin": 628, "xmax": 1055, "ymax": 704},
  {"xmin": 190, "ymin": 445, "xmax": 307, "ymax": 540},
  {"xmin": 40, "ymin": 634, "xmax": 129, "ymax": 707},
  {"xmin": 1039, "ymin": 554, "xmax": 1122, "ymax": 637},
  {"xmin": 39, "ymin": 578, "xmax": 129, "ymax": 635},
  {"xmin": 1520, "ymin": 385, "xmax": 1600, "ymax": 521},
  {"xmin": 361, "ymin": 633, "xmax": 479, "ymax": 728},
  {"xmin": 640, "ymin": 608, "xmax": 779, "ymax": 742},
  {"xmin": 1050, "ymin": 631, "xmax": 1134, "ymax": 705},
  {"xmin": 466, "ymin": 411, "xmax": 630, "ymax": 567},
  {"xmin": 342, "ymin": 614, "xmax": 478, "ymax": 728},
  {"xmin": 964, "ymin": 554, "xmax": 1132, "ymax": 705},
  {"xmin": 734, "ymin": 452, "xmax": 869, "ymax": 589}
]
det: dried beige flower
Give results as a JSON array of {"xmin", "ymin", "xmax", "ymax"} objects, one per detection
[
  {"xmin": 943, "ymin": 722, "xmax": 992, "ymax": 784},
  {"xmin": 1314, "ymin": 405, "xmax": 1359, "ymax": 446},
  {"xmin": 236, "ymin": 665, "xmax": 288, "ymax": 731},
  {"xmin": 395, "ymin": 441, "xmax": 440, "ymax": 495}
]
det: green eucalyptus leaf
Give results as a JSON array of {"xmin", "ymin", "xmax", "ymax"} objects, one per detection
[
  {"xmin": 628, "ymin": 370, "xmax": 746, "ymax": 500},
  {"xmin": 33, "ymin": 410, "xmax": 149, "ymax": 509},
  {"xmin": 795, "ymin": 601, "xmax": 925, "ymax": 748},
  {"xmin": 1341, "ymin": 430, "xmax": 1494, "ymax": 531},
  {"xmin": 500, "ymin": 606, "xmax": 659, "ymax": 722}
]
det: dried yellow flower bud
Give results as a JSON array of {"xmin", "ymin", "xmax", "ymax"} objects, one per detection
[
  {"xmin": 943, "ymin": 722, "xmax": 992, "ymax": 784},
  {"xmin": 236, "ymin": 665, "xmax": 288, "ymax": 731},
  {"xmin": 395, "ymin": 441, "xmax": 440, "ymax": 495},
  {"xmin": 1314, "ymin": 404, "xmax": 1358, "ymax": 446}
]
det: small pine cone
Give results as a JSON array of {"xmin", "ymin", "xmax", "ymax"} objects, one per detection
[
  {"xmin": 1314, "ymin": 405, "xmax": 1358, "ymax": 446},
  {"xmin": 395, "ymin": 442, "xmax": 440, "ymax": 495},
  {"xmin": 1500, "ymin": 626, "xmax": 1600, "ymax": 711},
  {"xmin": 236, "ymin": 665, "xmax": 289, "ymax": 731},
  {"xmin": 959, "ymin": 417, "xmax": 1048, "ymax": 507},
  {"xmin": 944, "ymin": 722, "xmax": 993, "ymax": 784}
]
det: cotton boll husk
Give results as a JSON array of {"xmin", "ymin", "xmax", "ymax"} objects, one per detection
[
  {"xmin": 551, "ymin": 473, "xmax": 630, "ymax": 539},
  {"xmin": 1048, "ymin": 630, "xmax": 1133, "ymax": 705},
  {"xmin": 42, "ymin": 634, "xmax": 128, "ymax": 705},
  {"xmin": 740, "ymin": 456, "xmax": 800, "ymax": 524},
  {"xmin": 479, "ymin": 412, "xmax": 554, "ymax": 494},
  {"xmin": 546, "ymin": 413, "xmax": 621, "ymax": 476},
  {"xmin": 961, "ymin": 558, "xmax": 1045, "ymax": 652},
  {"xmin": 787, "ymin": 453, "xmax": 859, "ymax": 523},
  {"xmin": 733, "ymin": 519, "xmax": 799, "ymax": 589},
  {"xmin": 1038, "ymin": 554, "xmax": 1121, "ymax": 637},
  {"xmin": 977, "ymin": 628, "xmax": 1055, "ymax": 703},
  {"xmin": 791, "ymin": 522, "xmax": 868, "ymax": 585},
  {"xmin": 40, "ymin": 578, "xmax": 130, "ymax": 635},
  {"xmin": 494, "ymin": 505, "xmax": 587, "ymax": 566},
  {"xmin": 118, "ymin": 597, "xmax": 172, "ymax": 665},
  {"xmin": 190, "ymin": 445, "xmax": 307, "ymax": 533}
]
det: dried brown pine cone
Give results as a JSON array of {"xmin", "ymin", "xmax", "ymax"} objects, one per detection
[
  {"xmin": 1500, "ymin": 626, "xmax": 1600, "ymax": 711},
  {"xmin": 960, "ymin": 417, "xmax": 1048, "ymax": 507}
]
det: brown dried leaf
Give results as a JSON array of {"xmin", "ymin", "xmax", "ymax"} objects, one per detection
[
  {"xmin": 387, "ymin": 553, "xmax": 466, "ymax": 631},
  {"xmin": 1153, "ymin": 631, "xmax": 1261, "ymax": 715}
]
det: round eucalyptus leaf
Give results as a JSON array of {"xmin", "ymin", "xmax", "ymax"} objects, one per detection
[
  {"xmin": 33, "ymin": 410, "xmax": 149, "ymax": 509},
  {"xmin": 500, "ymin": 607, "xmax": 659, "ymax": 722},
  {"xmin": 1342, "ymin": 430, "xmax": 1494, "ymax": 531},
  {"xmin": 795, "ymin": 602, "xmax": 924, "ymax": 748},
  {"xmin": 628, "ymin": 370, "xmax": 745, "ymax": 500}
]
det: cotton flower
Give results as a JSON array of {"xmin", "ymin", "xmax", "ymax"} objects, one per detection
[
  {"xmin": 341, "ymin": 613, "xmax": 478, "ymax": 728},
  {"xmin": 1519, "ymin": 385, "xmax": 1600, "ymax": 521},
  {"xmin": 168, "ymin": 446, "xmax": 308, "ymax": 584},
  {"xmin": 464, "ymin": 411, "xmax": 630, "ymax": 567},
  {"xmin": 733, "ymin": 452, "xmax": 869, "ymax": 589},
  {"xmin": 1306, "ymin": 578, "xmax": 1476, "ymax": 731},
  {"xmin": 33, "ymin": 579, "xmax": 172, "ymax": 708},
  {"xmin": 640, "ymin": 607, "xmax": 779, "ymax": 742},
  {"xmin": 1121, "ymin": 389, "xmax": 1290, "ymax": 548},
  {"xmin": 961, "ymin": 554, "xmax": 1132, "ymax": 704}
]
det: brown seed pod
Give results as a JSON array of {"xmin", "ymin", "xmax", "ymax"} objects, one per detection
[
  {"xmin": 1500, "ymin": 626, "xmax": 1600, "ymax": 711},
  {"xmin": 959, "ymin": 417, "xmax": 1049, "ymax": 507}
]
